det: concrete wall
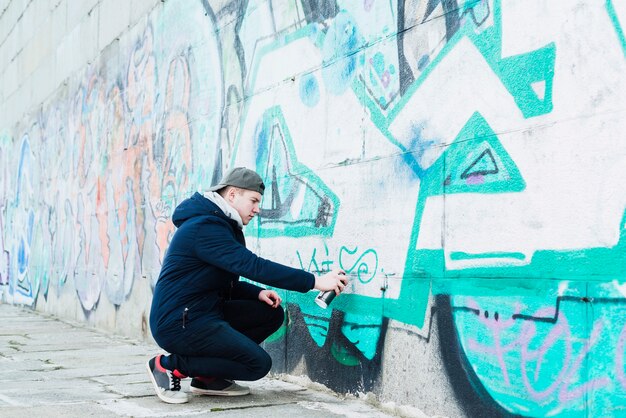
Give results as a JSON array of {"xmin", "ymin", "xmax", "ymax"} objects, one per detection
[{"xmin": 1, "ymin": 0, "xmax": 626, "ymax": 416}]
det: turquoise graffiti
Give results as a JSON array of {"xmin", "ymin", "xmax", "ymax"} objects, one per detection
[
  {"xmin": 231, "ymin": 0, "xmax": 625, "ymax": 415},
  {"xmin": 277, "ymin": 244, "xmax": 383, "ymax": 364},
  {"xmin": 299, "ymin": 74, "xmax": 320, "ymax": 107},
  {"xmin": 404, "ymin": 110, "xmax": 626, "ymax": 414},
  {"xmin": 401, "ymin": 111, "xmax": 526, "ymax": 327},
  {"xmin": 250, "ymin": 106, "xmax": 339, "ymax": 238},
  {"xmin": 353, "ymin": 0, "xmax": 555, "ymax": 326},
  {"xmin": 389, "ymin": 2, "xmax": 623, "ymax": 416},
  {"xmin": 451, "ymin": 296, "xmax": 626, "ymax": 416},
  {"xmin": 607, "ymin": 0, "xmax": 626, "ymax": 57}
]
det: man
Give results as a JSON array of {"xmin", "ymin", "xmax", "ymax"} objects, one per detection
[{"xmin": 146, "ymin": 167, "xmax": 348, "ymax": 404}]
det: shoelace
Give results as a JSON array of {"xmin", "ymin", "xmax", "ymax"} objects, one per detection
[{"xmin": 170, "ymin": 373, "xmax": 182, "ymax": 391}]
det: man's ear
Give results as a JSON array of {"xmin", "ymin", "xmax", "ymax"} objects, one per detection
[{"xmin": 226, "ymin": 187, "xmax": 237, "ymax": 202}]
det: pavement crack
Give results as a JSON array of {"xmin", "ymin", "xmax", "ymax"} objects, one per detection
[
  {"xmin": 208, "ymin": 401, "xmax": 298, "ymax": 412},
  {"xmin": 30, "ymin": 365, "xmax": 64, "ymax": 372}
]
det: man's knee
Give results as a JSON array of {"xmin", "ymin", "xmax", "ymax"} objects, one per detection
[
  {"xmin": 249, "ymin": 349, "xmax": 272, "ymax": 380},
  {"xmin": 270, "ymin": 305, "xmax": 285, "ymax": 330}
]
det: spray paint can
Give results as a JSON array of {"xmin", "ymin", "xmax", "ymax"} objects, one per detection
[
  {"xmin": 314, "ymin": 289, "xmax": 336, "ymax": 309},
  {"xmin": 314, "ymin": 272, "xmax": 345, "ymax": 309}
]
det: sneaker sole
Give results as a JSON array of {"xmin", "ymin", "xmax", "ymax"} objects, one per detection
[
  {"xmin": 190, "ymin": 386, "xmax": 250, "ymax": 396},
  {"xmin": 145, "ymin": 360, "xmax": 189, "ymax": 404}
]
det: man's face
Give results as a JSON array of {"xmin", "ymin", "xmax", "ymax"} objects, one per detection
[{"xmin": 226, "ymin": 188, "xmax": 262, "ymax": 225}]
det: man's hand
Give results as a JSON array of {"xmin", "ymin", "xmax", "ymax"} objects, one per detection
[
  {"xmin": 258, "ymin": 289, "xmax": 282, "ymax": 308},
  {"xmin": 314, "ymin": 269, "xmax": 348, "ymax": 295}
]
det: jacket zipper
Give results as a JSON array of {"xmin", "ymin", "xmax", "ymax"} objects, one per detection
[{"xmin": 181, "ymin": 295, "xmax": 208, "ymax": 329}]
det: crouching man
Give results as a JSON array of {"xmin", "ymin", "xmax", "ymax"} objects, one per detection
[{"xmin": 146, "ymin": 167, "xmax": 347, "ymax": 403}]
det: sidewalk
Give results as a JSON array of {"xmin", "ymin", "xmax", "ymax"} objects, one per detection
[{"xmin": 0, "ymin": 303, "xmax": 397, "ymax": 417}]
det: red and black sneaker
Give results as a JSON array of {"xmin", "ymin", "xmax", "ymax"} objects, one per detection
[{"xmin": 146, "ymin": 355, "xmax": 189, "ymax": 404}]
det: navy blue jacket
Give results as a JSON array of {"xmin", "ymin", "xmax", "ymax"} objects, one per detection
[{"xmin": 150, "ymin": 192, "xmax": 315, "ymax": 330}]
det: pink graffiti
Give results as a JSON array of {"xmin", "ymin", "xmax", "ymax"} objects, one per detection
[
  {"xmin": 518, "ymin": 307, "xmax": 572, "ymax": 400},
  {"xmin": 465, "ymin": 301, "xmax": 619, "ymax": 406},
  {"xmin": 380, "ymin": 71, "xmax": 390, "ymax": 88},
  {"xmin": 519, "ymin": 308, "xmax": 611, "ymax": 403},
  {"xmin": 465, "ymin": 174, "xmax": 484, "ymax": 185},
  {"xmin": 556, "ymin": 319, "xmax": 610, "ymax": 402},
  {"xmin": 617, "ymin": 322, "xmax": 626, "ymax": 390},
  {"xmin": 125, "ymin": 27, "xmax": 157, "ymax": 261},
  {"xmin": 466, "ymin": 298, "xmax": 523, "ymax": 386},
  {"xmin": 1, "ymin": 1, "xmax": 226, "ymax": 308}
]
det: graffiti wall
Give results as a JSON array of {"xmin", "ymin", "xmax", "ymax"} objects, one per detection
[{"xmin": 1, "ymin": 0, "xmax": 625, "ymax": 416}]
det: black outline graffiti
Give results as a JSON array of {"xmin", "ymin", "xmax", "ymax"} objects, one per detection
[
  {"xmin": 300, "ymin": 0, "xmax": 340, "ymax": 23},
  {"xmin": 460, "ymin": 148, "xmax": 499, "ymax": 179},
  {"xmin": 438, "ymin": 295, "xmax": 522, "ymax": 417},
  {"xmin": 267, "ymin": 304, "xmax": 389, "ymax": 395},
  {"xmin": 453, "ymin": 296, "xmax": 623, "ymax": 324},
  {"xmin": 257, "ymin": 123, "xmax": 334, "ymax": 229},
  {"xmin": 397, "ymin": 0, "xmax": 492, "ymax": 94},
  {"xmin": 462, "ymin": 0, "xmax": 490, "ymax": 27},
  {"xmin": 396, "ymin": 0, "xmax": 416, "ymax": 96},
  {"xmin": 206, "ymin": 0, "xmax": 248, "ymax": 182}
]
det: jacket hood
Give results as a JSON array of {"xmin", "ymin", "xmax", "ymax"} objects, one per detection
[
  {"xmin": 172, "ymin": 192, "xmax": 226, "ymax": 227},
  {"xmin": 203, "ymin": 191, "xmax": 244, "ymax": 229}
]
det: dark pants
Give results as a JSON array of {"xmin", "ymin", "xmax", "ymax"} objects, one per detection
[{"xmin": 155, "ymin": 300, "xmax": 284, "ymax": 380}]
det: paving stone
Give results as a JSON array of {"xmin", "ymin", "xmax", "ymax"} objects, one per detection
[{"xmin": 0, "ymin": 304, "xmax": 394, "ymax": 417}]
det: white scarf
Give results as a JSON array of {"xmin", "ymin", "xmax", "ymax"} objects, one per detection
[{"xmin": 203, "ymin": 191, "xmax": 244, "ymax": 229}]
